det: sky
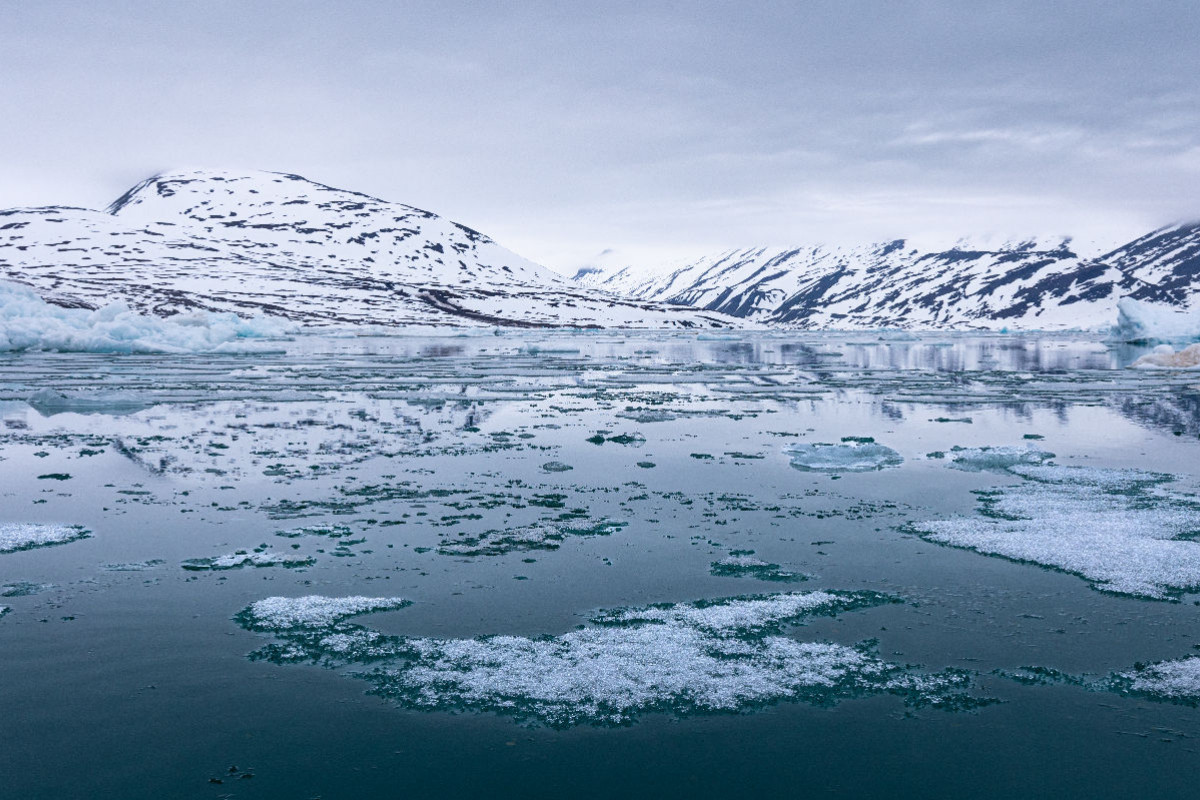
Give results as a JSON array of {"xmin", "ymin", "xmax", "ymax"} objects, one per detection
[{"xmin": 2, "ymin": 0, "xmax": 1199, "ymax": 274}]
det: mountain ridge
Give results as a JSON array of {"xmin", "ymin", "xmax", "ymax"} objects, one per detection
[
  {"xmin": 574, "ymin": 224, "xmax": 1200, "ymax": 330},
  {"xmin": 0, "ymin": 169, "xmax": 738, "ymax": 330}
]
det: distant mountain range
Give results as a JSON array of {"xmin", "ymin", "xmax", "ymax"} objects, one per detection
[
  {"xmin": 0, "ymin": 170, "xmax": 735, "ymax": 329},
  {"xmin": 2, "ymin": 169, "xmax": 1196, "ymax": 331},
  {"xmin": 574, "ymin": 226, "xmax": 1200, "ymax": 330}
]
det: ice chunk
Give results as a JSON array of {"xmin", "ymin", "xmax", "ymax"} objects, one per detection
[
  {"xmin": 1131, "ymin": 343, "xmax": 1200, "ymax": 369},
  {"xmin": 0, "ymin": 523, "xmax": 90, "ymax": 554},
  {"xmin": 784, "ymin": 440, "xmax": 903, "ymax": 472},
  {"xmin": 236, "ymin": 595, "xmax": 410, "ymax": 630},
  {"xmin": 1112, "ymin": 656, "xmax": 1200, "ymax": 702},
  {"xmin": 181, "ymin": 550, "xmax": 317, "ymax": 571},
  {"xmin": 1113, "ymin": 297, "xmax": 1200, "ymax": 343},
  {"xmin": 236, "ymin": 591, "xmax": 987, "ymax": 726},
  {"xmin": 946, "ymin": 445, "xmax": 1054, "ymax": 472},
  {"xmin": 909, "ymin": 466, "xmax": 1200, "ymax": 599},
  {"xmin": 0, "ymin": 280, "xmax": 289, "ymax": 354},
  {"xmin": 709, "ymin": 553, "xmax": 806, "ymax": 582}
]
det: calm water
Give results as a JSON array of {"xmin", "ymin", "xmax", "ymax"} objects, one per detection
[{"xmin": 3, "ymin": 330, "xmax": 1200, "ymax": 799}]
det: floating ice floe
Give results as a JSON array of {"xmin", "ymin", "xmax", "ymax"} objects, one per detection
[
  {"xmin": 237, "ymin": 595, "xmax": 411, "ymax": 630},
  {"xmin": 909, "ymin": 465, "xmax": 1200, "ymax": 600},
  {"xmin": 236, "ymin": 591, "xmax": 988, "ymax": 726},
  {"xmin": 1131, "ymin": 343, "xmax": 1200, "ymax": 369},
  {"xmin": 182, "ymin": 550, "xmax": 317, "ymax": 571},
  {"xmin": 945, "ymin": 445, "xmax": 1055, "ymax": 472},
  {"xmin": 0, "ymin": 523, "xmax": 90, "ymax": 554},
  {"xmin": 0, "ymin": 605, "xmax": 9, "ymax": 618},
  {"xmin": 1112, "ymin": 656, "xmax": 1200, "ymax": 703},
  {"xmin": 1113, "ymin": 298, "xmax": 1200, "ymax": 343},
  {"xmin": 710, "ymin": 552, "xmax": 806, "ymax": 582},
  {"xmin": 438, "ymin": 519, "xmax": 627, "ymax": 557},
  {"xmin": 784, "ymin": 439, "xmax": 903, "ymax": 472},
  {"xmin": 0, "ymin": 280, "xmax": 289, "ymax": 354}
]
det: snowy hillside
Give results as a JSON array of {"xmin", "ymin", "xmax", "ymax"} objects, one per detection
[
  {"xmin": 0, "ymin": 170, "xmax": 736, "ymax": 329},
  {"xmin": 577, "ymin": 228, "xmax": 1200, "ymax": 330}
]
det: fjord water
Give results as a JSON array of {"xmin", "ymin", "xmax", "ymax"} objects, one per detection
[{"xmin": 3, "ymin": 331, "xmax": 1200, "ymax": 799}]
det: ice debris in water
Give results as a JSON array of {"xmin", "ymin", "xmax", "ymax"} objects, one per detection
[
  {"xmin": 0, "ymin": 606, "xmax": 9, "ymax": 619},
  {"xmin": 1132, "ymin": 343, "xmax": 1200, "ymax": 369},
  {"xmin": 236, "ymin": 591, "xmax": 987, "ymax": 726},
  {"xmin": 237, "ymin": 595, "xmax": 411, "ymax": 631},
  {"xmin": 784, "ymin": 439, "xmax": 902, "ymax": 472},
  {"xmin": 909, "ymin": 465, "xmax": 1200, "ymax": 600},
  {"xmin": 182, "ymin": 550, "xmax": 316, "ymax": 571},
  {"xmin": 1111, "ymin": 657, "xmax": 1200, "ymax": 703},
  {"xmin": 946, "ymin": 445, "xmax": 1054, "ymax": 472},
  {"xmin": 0, "ymin": 523, "xmax": 90, "ymax": 554},
  {"xmin": 276, "ymin": 524, "xmax": 355, "ymax": 539},
  {"xmin": 1114, "ymin": 297, "xmax": 1200, "ymax": 343},
  {"xmin": 710, "ymin": 552, "xmax": 806, "ymax": 582},
  {"xmin": 438, "ymin": 519, "xmax": 626, "ymax": 557},
  {"xmin": 0, "ymin": 279, "xmax": 289, "ymax": 354}
]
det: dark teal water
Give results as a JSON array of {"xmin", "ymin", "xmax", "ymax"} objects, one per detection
[{"xmin": 2, "ymin": 331, "xmax": 1200, "ymax": 799}]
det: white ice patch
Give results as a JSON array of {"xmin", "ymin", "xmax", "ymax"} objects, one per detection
[
  {"xmin": 784, "ymin": 440, "xmax": 903, "ymax": 472},
  {"xmin": 1114, "ymin": 297, "xmax": 1200, "ymax": 343},
  {"xmin": 1119, "ymin": 657, "xmax": 1200, "ymax": 700},
  {"xmin": 0, "ymin": 280, "xmax": 289, "ymax": 354},
  {"xmin": 0, "ymin": 523, "xmax": 90, "ymax": 554},
  {"xmin": 1132, "ymin": 343, "xmax": 1200, "ymax": 369},
  {"xmin": 238, "ymin": 595, "xmax": 410, "ymax": 630},
  {"xmin": 237, "ymin": 591, "xmax": 983, "ymax": 726},
  {"xmin": 910, "ymin": 465, "xmax": 1200, "ymax": 599},
  {"xmin": 946, "ymin": 445, "xmax": 1054, "ymax": 472}
]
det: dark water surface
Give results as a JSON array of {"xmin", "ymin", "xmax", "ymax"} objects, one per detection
[{"xmin": 3, "ymin": 331, "xmax": 1200, "ymax": 799}]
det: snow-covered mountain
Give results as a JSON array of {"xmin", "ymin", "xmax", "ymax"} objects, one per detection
[
  {"xmin": 0, "ymin": 170, "xmax": 736, "ymax": 329},
  {"xmin": 576, "ymin": 227, "xmax": 1200, "ymax": 330}
]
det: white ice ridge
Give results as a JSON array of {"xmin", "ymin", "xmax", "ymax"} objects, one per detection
[
  {"xmin": 1114, "ymin": 297, "xmax": 1200, "ymax": 343},
  {"xmin": 783, "ymin": 440, "xmax": 902, "ymax": 472},
  {"xmin": 946, "ymin": 445, "xmax": 1054, "ymax": 472},
  {"xmin": 237, "ymin": 591, "xmax": 982, "ymax": 726},
  {"xmin": 909, "ymin": 465, "xmax": 1200, "ymax": 600},
  {"xmin": 0, "ymin": 523, "xmax": 90, "ymax": 554},
  {"xmin": 1132, "ymin": 343, "xmax": 1200, "ymax": 369},
  {"xmin": 0, "ymin": 280, "xmax": 289, "ymax": 354},
  {"xmin": 1118, "ymin": 656, "xmax": 1200, "ymax": 700},
  {"xmin": 238, "ymin": 595, "xmax": 410, "ymax": 630}
]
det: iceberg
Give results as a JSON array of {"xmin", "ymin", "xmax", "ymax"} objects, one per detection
[
  {"xmin": 1113, "ymin": 297, "xmax": 1200, "ymax": 343},
  {"xmin": 0, "ymin": 280, "xmax": 290, "ymax": 354}
]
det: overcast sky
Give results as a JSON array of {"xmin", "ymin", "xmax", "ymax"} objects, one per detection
[{"xmin": 3, "ymin": 0, "xmax": 1198, "ymax": 272}]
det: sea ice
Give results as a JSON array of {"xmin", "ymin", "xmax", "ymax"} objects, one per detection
[
  {"xmin": 784, "ymin": 440, "xmax": 903, "ymax": 472},
  {"xmin": 946, "ymin": 445, "xmax": 1054, "ymax": 472},
  {"xmin": 1131, "ymin": 343, "xmax": 1200, "ymax": 369},
  {"xmin": 1111, "ymin": 657, "xmax": 1200, "ymax": 702},
  {"xmin": 181, "ymin": 550, "xmax": 317, "ymax": 571},
  {"xmin": 0, "ymin": 523, "xmax": 90, "ymax": 554},
  {"xmin": 709, "ymin": 553, "xmax": 805, "ymax": 582},
  {"xmin": 236, "ymin": 591, "xmax": 985, "ymax": 726},
  {"xmin": 909, "ymin": 465, "xmax": 1200, "ymax": 599},
  {"xmin": 237, "ymin": 595, "xmax": 411, "ymax": 631},
  {"xmin": 0, "ymin": 280, "xmax": 289, "ymax": 354}
]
